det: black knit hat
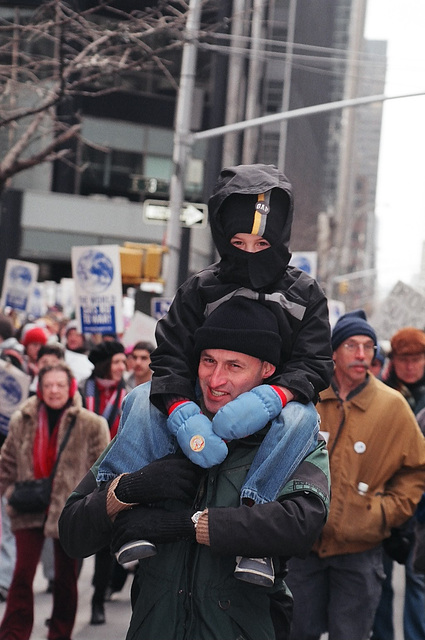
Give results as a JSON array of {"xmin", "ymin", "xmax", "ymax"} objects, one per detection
[
  {"xmin": 331, "ymin": 309, "xmax": 377, "ymax": 351},
  {"xmin": 194, "ymin": 297, "xmax": 281, "ymax": 366},
  {"xmin": 219, "ymin": 189, "xmax": 289, "ymax": 245},
  {"xmin": 88, "ymin": 340, "xmax": 125, "ymax": 365}
]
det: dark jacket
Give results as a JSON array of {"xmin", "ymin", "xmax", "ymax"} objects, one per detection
[
  {"xmin": 382, "ymin": 365, "xmax": 425, "ymax": 562},
  {"xmin": 150, "ymin": 164, "xmax": 333, "ymax": 412},
  {"xmin": 59, "ymin": 434, "xmax": 329, "ymax": 640},
  {"xmin": 384, "ymin": 365, "xmax": 425, "ymax": 417}
]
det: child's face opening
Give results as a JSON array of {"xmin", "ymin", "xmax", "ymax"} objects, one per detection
[{"xmin": 230, "ymin": 233, "xmax": 271, "ymax": 253}]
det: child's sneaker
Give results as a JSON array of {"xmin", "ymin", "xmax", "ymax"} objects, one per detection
[
  {"xmin": 115, "ymin": 539, "xmax": 157, "ymax": 565},
  {"xmin": 234, "ymin": 556, "xmax": 275, "ymax": 587}
]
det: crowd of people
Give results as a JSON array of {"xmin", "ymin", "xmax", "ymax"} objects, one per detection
[
  {"xmin": 0, "ymin": 310, "xmax": 155, "ymax": 634},
  {"xmin": 0, "ymin": 162, "xmax": 425, "ymax": 640}
]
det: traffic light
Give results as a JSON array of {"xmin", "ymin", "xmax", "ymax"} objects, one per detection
[
  {"xmin": 143, "ymin": 245, "xmax": 164, "ymax": 280},
  {"xmin": 119, "ymin": 246, "xmax": 144, "ymax": 282},
  {"xmin": 338, "ymin": 280, "xmax": 349, "ymax": 295},
  {"xmin": 119, "ymin": 243, "xmax": 168, "ymax": 284}
]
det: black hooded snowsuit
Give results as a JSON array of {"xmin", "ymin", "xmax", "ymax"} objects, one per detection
[{"xmin": 150, "ymin": 164, "xmax": 333, "ymax": 413}]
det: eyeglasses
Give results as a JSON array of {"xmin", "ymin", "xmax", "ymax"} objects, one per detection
[
  {"xmin": 42, "ymin": 382, "xmax": 69, "ymax": 391},
  {"xmin": 342, "ymin": 341, "xmax": 376, "ymax": 355}
]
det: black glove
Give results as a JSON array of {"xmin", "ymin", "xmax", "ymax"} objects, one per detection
[
  {"xmin": 111, "ymin": 505, "xmax": 196, "ymax": 552},
  {"xmin": 114, "ymin": 454, "xmax": 202, "ymax": 505},
  {"xmin": 382, "ymin": 526, "xmax": 414, "ymax": 564}
]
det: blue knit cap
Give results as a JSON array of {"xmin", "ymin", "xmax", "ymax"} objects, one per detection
[{"xmin": 331, "ymin": 309, "xmax": 377, "ymax": 351}]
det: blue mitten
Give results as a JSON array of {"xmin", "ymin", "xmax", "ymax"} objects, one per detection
[
  {"xmin": 167, "ymin": 402, "xmax": 228, "ymax": 468},
  {"xmin": 212, "ymin": 385, "xmax": 284, "ymax": 440}
]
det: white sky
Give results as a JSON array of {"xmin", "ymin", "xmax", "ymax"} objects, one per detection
[{"xmin": 364, "ymin": 0, "xmax": 425, "ymax": 298}]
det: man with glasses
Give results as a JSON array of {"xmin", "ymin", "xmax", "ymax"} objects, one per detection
[{"xmin": 286, "ymin": 310, "xmax": 425, "ymax": 640}]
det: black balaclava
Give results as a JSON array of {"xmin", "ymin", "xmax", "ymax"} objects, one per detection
[{"xmin": 208, "ymin": 164, "xmax": 293, "ymax": 290}]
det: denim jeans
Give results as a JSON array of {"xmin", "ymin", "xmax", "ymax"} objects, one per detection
[
  {"xmin": 0, "ymin": 495, "xmax": 16, "ymax": 592},
  {"xmin": 96, "ymin": 382, "xmax": 319, "ymax": 504},
  {"xmin": 372, "ymin": 547, "xmax": 425, "ymax": 640}
]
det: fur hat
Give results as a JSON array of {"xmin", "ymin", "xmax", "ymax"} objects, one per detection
[
  {"xmin": 88, "ymin": 340, "xmax": 125, "ymax": 365},
  {"xmin": 331, "ymin": 309, "xmax": 377, "ymax": 352},
  {"xmin": 194, "ymin": 297, "xmax": 281, "ymax": 366},
  {"xmin": 390, "ymin": 327, "xmax": 425, "ymax": 356},
  {"xmin": 22, "ymin": 326, "xmax": 48, "ymax": 347}
]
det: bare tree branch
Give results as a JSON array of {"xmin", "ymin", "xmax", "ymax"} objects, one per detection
[{"xmin": 0, "ymin": 0, "xmax": 203, "ymax": 192}]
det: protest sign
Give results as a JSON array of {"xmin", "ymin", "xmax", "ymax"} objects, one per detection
[
  {"xmin": 0, "ymin": 360, "xmax": 30, "ymax": 438},
  {"xmin": 0, "ymin": 259, "xmax": 39, "ymax": 312},
  {"xmin": 71, "ymin": 245, "xmax": 124, "ymax": 335}
]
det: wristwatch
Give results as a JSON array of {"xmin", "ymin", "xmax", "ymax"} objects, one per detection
[{"xmin": 191, "ymin": 510, "xmax": 204, "ymax": 529}]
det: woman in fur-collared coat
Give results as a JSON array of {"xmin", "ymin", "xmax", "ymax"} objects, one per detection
[{"xmin": 0, "ymin": 362, "xmax": 109, "ymax": 640}]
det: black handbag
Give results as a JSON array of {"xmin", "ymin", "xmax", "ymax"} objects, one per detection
[
  {"xmin": 8, "ymin": 477, "xmax": 52, "ymax": 513},
  {"xmin": 8, "ymin": 416, "xmax": 76, "ymax": 514}
]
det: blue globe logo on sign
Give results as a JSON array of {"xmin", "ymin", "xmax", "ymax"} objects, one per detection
[
  {"xmin": 76, "ymin": 250, "xmax": 114, "ymax": 294},
  {"xmin": 9, "ymin": 265, "xmax": 32, "ymax": 288},
  {"xmin": 0, "ymin": 373, "xmax": 22, "ymax": 407},
  {"xmin": 291, "ymin": 255, "xmax": 312, "ymax": 275}
]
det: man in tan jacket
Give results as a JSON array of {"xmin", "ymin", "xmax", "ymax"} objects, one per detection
[{"xmin": 286, "ymin": 309, "xmax": 425, "ymax": 640}]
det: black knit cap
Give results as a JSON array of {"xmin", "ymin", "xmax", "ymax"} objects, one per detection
[
  {"xmin": 88, "ymin": 340, "xmax": 125, "ymax": 365},
  {"xmin": 219, "ymin": 189, "xmax": 289, "ymax": 245},
  {"xmin": 194, "ymin": 297, "xmax": 281, "ymax": 366},
  {"xmin": 331, "ymin": 309, "xmax": 377, "ymax": 352}
]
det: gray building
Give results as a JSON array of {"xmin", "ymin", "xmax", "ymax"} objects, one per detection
[{"xmin": 0, "ymin": 0, "xmax": 386, "ymax": 311}]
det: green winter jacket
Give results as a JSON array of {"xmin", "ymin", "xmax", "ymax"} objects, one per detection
[
  {"xmin": 59, "ymin": 432, "xmax": 329, "ymax": 640},
  {"xmin": 124, "ymin": 436, "xmax": 330, "ymax": 640}
]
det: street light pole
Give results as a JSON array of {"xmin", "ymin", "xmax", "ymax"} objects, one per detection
[
  {"xmin": 191, "ymin": 90, "xmax": 425, "ymax": 142},
  {"xmin": 164, "ymin": 0, "xmax": 201, "ymax": 299},
  {"xmin": 277, "ymin": 0, "xmax": 297, "ymax": 172},
  {"xmin": 164, "ymin": 43, "xmax": 425, "ymax": 299}
]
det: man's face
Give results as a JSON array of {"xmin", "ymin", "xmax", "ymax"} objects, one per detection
[
  {"xmin": 110, "ymin": 352, "xmax": 127, "ymax": 382},
  {"xmin": 38, "ymin": 354, "xmax": 61, "ymax": 370},
  {"xmin": 41, "ymin": 370, "xmax": 69, "ymax": 410},
  {"xmin": 333, "ymin": 335, "xmax": 375, "ymax": 387},
  {"xmin": 198, "ymin": 349, "xmax": 275, "ymax": 414},
  {"xmin": 131, "ymin": 349, "xmax": 151, "ymax": 379},
  {"xmin": 66, "ymin": 329, "xmax": 84, "ymax": 351},
  {"xmin": 392, "ymin": 352, "xmax": 425, "ymax": 385}
]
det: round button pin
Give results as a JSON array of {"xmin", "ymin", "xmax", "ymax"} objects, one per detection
[{"xmin": 354, "ymin": 441, "xmax": 366, "ymax": 454}]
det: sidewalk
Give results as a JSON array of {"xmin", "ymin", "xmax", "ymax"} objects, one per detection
[{"xmin": 0, "ymin": 555, "xmax": 132, "ymax": 640}]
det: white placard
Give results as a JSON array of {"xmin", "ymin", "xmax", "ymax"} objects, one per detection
[
  {"xmin": 0, "ymin": 360, "xmax": 31, "ymax": 437},
  {"xmin": 122, "ymin": 311, "xmax": 157, "ymax": 348},
  {"xmin": 0, "ymin": 259, "xmax": 39, "ymax": 312},
  {"xmin": 71, "ymin": 245, "xmax": 124, "ymax": 335},
  {"xmin": 289, "ymin": 252, "xmax": 318, "ymax": 279},
  {"xmin": 58, "ymin": 278, "xmax": 76, "ymax": 319},
  {"xmin": 327, "ymin": 299, "xmax": 346, "ymax": 329},
  {"xmin": 26, "ymin": 282, "xmax": 48, "ymax": 319}
]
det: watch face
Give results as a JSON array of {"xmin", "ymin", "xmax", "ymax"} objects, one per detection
[{"xmin": 192, "ymin": 511, "xmax": 203, "ymax": 526}]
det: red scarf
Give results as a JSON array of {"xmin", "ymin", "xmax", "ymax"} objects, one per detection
[
  {"xmin": 84, "ymin": 378, "xmax": 126, "ymax": 438},
  {"xmin": 33, "ymin": 403, "xmax": 62, "ymax": 479}
]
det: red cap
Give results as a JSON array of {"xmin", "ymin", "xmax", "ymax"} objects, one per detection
[{"xmin": 22, "ymin": 327, "xmax": 48, "ymax": 347}]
